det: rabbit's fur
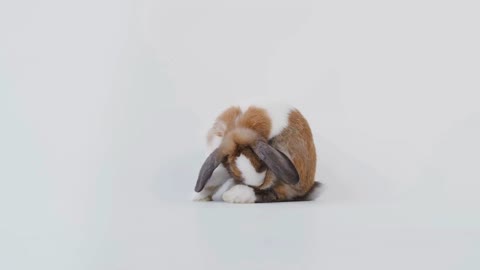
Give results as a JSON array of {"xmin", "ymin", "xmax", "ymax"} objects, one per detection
[{"xmin": 193, "ymin": 104, "xmax": 321, "ymax": 203}]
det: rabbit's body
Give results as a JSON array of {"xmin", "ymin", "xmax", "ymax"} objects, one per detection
[{"xmin": 193, "ymin": 104, "xmax": 320, "ymax": 203}]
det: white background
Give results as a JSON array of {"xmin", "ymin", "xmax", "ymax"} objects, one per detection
[{"xmin": 1, "ymin": 0, "xmax": 479, "ymax": 269}]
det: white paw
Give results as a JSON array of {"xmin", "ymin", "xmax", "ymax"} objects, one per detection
[
  {"xmin": 222, "ymin": 185, "xmax": 256, "ymax": 204},
  {"xmin": 192, "ymin": 192, "xmax": 212, "ymax": 201},
  {"xmin": 212, "ymin": 178, "xmax": 235, "ymax": 201}
]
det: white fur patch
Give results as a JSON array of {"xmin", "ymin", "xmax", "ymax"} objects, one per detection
[
  {"xmin": 222, "ymin": 185, "xmax": 256, "ymax": 203},
  {"xmin": 236, "ymin": 154, "xmax": 265, "ymax": 187},
  {"xmin": 262, "ymin": 104, "xmax": 293, "ymax": 139}
]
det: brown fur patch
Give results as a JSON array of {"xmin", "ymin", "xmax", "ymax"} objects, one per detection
[
  {"xmin": 224, "ymin": 153, "xmax": 243, "ymax": 180},
  {"xmin": 207, "ymin": 106, "xmax": 241, "ymax": 144},
  {"xmin": 219, "ymin": 128, "xmax": 258, "ymax": 156},
  {"xmin": 237, "ymin": 106, "xmax": 271, "ymax": 139},
  {"xmin": 257, "ymin": 171, "xmax": 275, "ymax": 190},
  {"xmin": 270, "ymin": 109, "xmax": 316, "ymax": 197},
  {"xmin": 230, "ymin": 128, "xmax": 258, "ymax": 145},
  {"xmin": 217, "ymin": 106, "xmax": 242, "ymax": 130}
]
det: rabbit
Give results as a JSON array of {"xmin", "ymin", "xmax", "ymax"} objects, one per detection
[{"xmin": 193, "ymin": 104, "xmax": 322, "ymax": 203}]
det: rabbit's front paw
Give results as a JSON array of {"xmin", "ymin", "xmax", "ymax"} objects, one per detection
[
  {"xmin": 192, "ymin": 191, "xmax": 213, "ymax": 201},
  {"xmin": 222, "ymin": 185, "xmax": 256, "ymax": 203}
]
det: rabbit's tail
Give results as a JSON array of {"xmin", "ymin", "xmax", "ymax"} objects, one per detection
[{"xmin": 296, "ymin": 182, "xmax": 325, "ymax": 201}]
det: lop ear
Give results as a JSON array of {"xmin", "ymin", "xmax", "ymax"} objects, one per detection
[
  {"xmin": 252, "ymin": 140, "xmax": 299, "ymax": 185},
  {"xmin": 195, "ymin": 148, "xmax": 224, "ymax": 192}
]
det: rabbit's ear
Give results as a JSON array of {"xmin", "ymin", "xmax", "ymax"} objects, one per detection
[
  {"xmin": 195, "ymin": 148, "xmax": 225, "ymax": 192},
  {"xmin": 252, "ymin": 140, "xmax": 299, "ymax": 185}
]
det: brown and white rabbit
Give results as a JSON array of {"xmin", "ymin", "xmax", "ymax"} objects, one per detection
[{"xmin": 193, "ymin": 104, "xmax": 322, "ymax": 203}]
